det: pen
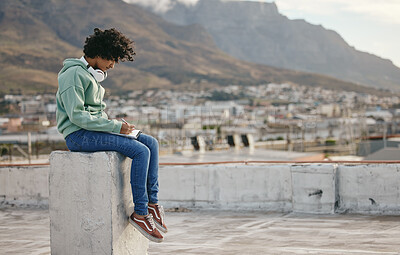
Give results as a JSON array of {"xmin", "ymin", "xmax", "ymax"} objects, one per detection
[{"xmin": 121, "ymin": 118, "xmax": 128, "ymax": 124}]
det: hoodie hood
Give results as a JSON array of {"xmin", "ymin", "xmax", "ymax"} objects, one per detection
[{"xmin": 59, "ymin": 58, "xmax": 88, "ymax": 76}]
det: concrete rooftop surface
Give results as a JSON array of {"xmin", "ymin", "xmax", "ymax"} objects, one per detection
[{"xmin": 1, "ymin": 208, "xmax": 400, "ymax": 255}]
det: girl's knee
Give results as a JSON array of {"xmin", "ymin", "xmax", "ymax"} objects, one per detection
[
  {"xmin": 149, "ymin": 136, "xmax": 159, "ymax": 149},
  {"xmin": 135, "ymin": 144, "xmax": 151, "ymax": 159},
  {"xmin": 144, "ymin": 135, "xmax": 159, "ymax": 150}
]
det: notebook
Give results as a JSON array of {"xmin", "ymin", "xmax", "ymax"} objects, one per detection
[{"xmin": 109, "ymin": 129, "xmax": 142, "ymax": 139}]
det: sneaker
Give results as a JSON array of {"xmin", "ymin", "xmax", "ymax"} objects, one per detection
[
  {"xmin": 148, "ymin": 204, "xmax": 168, "ymax": 233},
  {"xmin": 129, "ymin": 213, "xmax": 164, "ymax": 243}
]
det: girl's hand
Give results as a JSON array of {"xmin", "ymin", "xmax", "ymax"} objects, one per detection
[{"xmin": 120, "ymin": 122, "xmax": 135, "ymax": 134}]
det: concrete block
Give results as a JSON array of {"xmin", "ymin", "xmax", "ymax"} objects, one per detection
[
  {"xmin": 233, "ymin": 134, "xmax": 242, "ymax": 150},
  {"xmin": 197, "ymin": 136, "xmax": 206, "ymax": 153},
  {"xmin": 247, "ymin": 134, "xmax": 255, "ymax": 152},
  {"xmin": 291, "ymin": 164, "xmax": 337, "ymax": 214},
  {"xmin": 0, "ymin": 166, "xmax": 49, "ymax": 207},
  {"xmin": 158, "ymin": 165, "xmax": 213, "ymax": 208},
  {"xmin": 49, "ymin": 151, "xmax": 148, "ymax": 255},
  {"xmin": 194, "ymin": 167, "xmax": 212, "ymax": 202},
  {"xmin": 338, "ymin": 164, "xmax": 400, "ymax": 214},
  {"xmin": 159, "ymin": 164, "xmax": 292, "ymax": 211},
  {"xmin": 159, "ymin": 166, "xmax": 196, "ymax": 203},
  {"xmin": 0, "ymin": 168, "xmax": 7, "ymax": 198},
  {"xmin": 213, "ymin": 165, "xmax": 292, "ymax": 210}
]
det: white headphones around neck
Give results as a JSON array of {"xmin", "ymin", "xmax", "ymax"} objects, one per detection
[{"xmin": 79, "ymin": 56, "xmax": 107, "ymax": 82}]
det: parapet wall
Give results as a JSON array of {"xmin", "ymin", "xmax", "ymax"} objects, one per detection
[
  {"xmin": 159, "ymin": 164, "xmax": 293, "ymax": 211},
  {"xmin": 338, "ymin": 164, "xmax": 400, "ymax": 214},
  {"xmin": 1, "ymin": 152, "xmax": 400, "ymax": 215},
  {"xmin": 0, "ymin": 165, "xmax": 49, "ymax": 207},
  {"xmin": 158, "ymin": 163, "xmax": 400, "ymax": 214}
]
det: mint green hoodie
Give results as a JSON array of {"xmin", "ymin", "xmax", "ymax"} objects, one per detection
[{"xmin": 56, "ymin": 58, "xmax": 122, "ymax": 138}]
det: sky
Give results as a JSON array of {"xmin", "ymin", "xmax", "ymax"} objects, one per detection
[
  {"xmin": 125, "ymin": 0, "xmax": 400, "ymax": 67},
  {"xmin": 265, "ymin": 0, "xmax": 400, "ymax": 68}
]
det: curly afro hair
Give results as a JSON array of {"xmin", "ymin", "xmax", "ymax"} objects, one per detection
[{"xmin": 83, "ymin": 28, "xmax": 135, "ymax": 63}]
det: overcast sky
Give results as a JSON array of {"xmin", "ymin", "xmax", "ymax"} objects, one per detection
[
  {"xmin": 125, "ymin": 0, "xmax": 400, "ymax": 67},
  {"xmin": 267, "ymin": 0, "xmax": 400, "ymax": 67}
]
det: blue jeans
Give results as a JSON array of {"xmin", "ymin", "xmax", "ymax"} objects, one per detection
[{"xmin": 65, "ymin": 129, "xmax": 159, "ymax": 216}]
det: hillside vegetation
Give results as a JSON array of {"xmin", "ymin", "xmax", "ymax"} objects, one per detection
[{"xmin": 0, "ymin": 0, "xmax": 391, "ymax": 96}]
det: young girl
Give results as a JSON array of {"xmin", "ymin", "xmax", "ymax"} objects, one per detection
[{"xmin": 56, "ymin": 28, "xmax": 167, "ymax": 243}]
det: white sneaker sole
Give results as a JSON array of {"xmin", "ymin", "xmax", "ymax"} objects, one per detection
[{"xmin": 128, "ymin": 216, "xmax": 164, "ymax": 243}]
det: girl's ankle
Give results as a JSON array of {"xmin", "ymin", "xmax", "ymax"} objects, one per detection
[{"xmin": 134, "ymin": 212, "xmax": 148, "ymax": 219}]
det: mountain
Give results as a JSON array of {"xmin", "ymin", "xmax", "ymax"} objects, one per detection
[
  {"xmin": 154, "ymin": 0, "xmax": 400, "ymax": 91},
  {"xmin": 0, "ymin": 0, "xmax": 391, "ymax": 96}
]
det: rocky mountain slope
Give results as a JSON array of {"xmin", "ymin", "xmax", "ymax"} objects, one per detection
[
  {"xmin": 156, "ymin": 0, "xmax": 400, "ymax": 91},
  {"xmin": 0, "ymin": 0, "xmax": 388, "ymax": 95}
]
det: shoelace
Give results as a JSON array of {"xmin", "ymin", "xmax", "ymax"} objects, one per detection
[{"xmin": 144, "ymin": 215, "xmax": 156, "ymax": 230}]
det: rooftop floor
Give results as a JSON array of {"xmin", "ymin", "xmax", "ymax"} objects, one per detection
[{"xmin": 1, "ymin": 208, "xmax": 400, "ymax": 254}]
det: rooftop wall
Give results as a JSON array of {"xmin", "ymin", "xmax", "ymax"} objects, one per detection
[
  {"xmin": 0, "ymin": 165, "xmax": 49, "ymax": 207},
  {"xmin": 1, "ymin": 152, "xmax": 400, "ymax": 215}
]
